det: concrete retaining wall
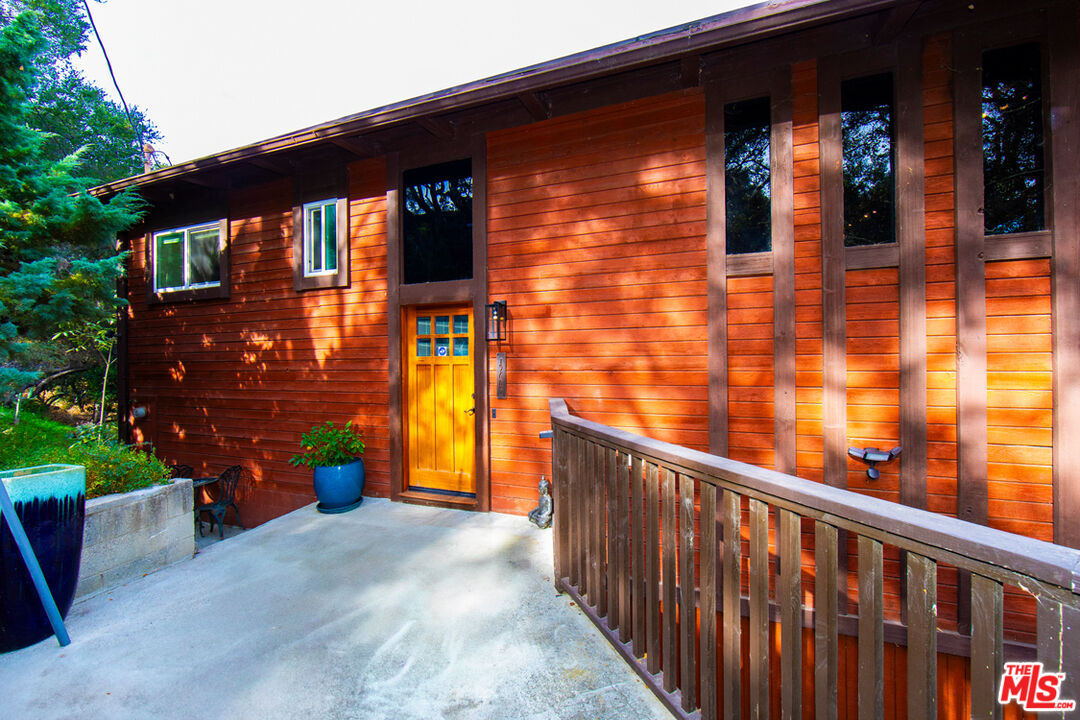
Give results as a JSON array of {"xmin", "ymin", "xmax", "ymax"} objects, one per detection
[{"xmin": 76, "ymin": 478, "xmax": 194, "ymax": 599}]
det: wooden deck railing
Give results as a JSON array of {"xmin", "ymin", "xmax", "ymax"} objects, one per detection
[{"xmin": 549, "ymin": 398, "xmax": 1080, "ymax": 719}]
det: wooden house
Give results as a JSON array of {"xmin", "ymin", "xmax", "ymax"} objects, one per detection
[
  {"xmin": 94, "ymin": 0, "xmax": 1080, "ymax": 714},
  {"xmin": 98, "ymin": 0, "xmax": 1078, "ymax": 552}
]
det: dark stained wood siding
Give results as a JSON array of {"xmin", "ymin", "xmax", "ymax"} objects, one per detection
[
  {"xmin": 726, "ymin": 274, "xmax": 775, "ymax": 469},
  {"xmin": 922, "ymin": 34, "xmax": 959, "ymax": 521},
  {"xmin": 126, "ymin": 159, "xmax": 390, "ymax": 525},
  {"xmin": 485, "ymin": 89, "xmax": 708, "ymax": 514},
  {"xmin": 792, "ymin": 60, "xmax": 825, "ymax": 485}
]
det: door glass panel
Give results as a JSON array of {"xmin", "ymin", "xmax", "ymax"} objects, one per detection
[
  {"xmin": 434, "ymin": 316, "xmax": 450, "ymax": 335},
  {"xmin": 416, "ymin": 338, "xmax": 431, "ymax": 356},
  {"xmin": 453, "ymin": 337, "xmax": 469, "ymax": 357},
  {"xmin": 416, "ymin": 316, "xmax": 431, "ymax": 335},
  {"xmin": 453, "ymin": 315, "xmax": 469, "ymax": 334},
  {"xmin": 435, "ymin": 337, "xmax": 450, "ymax": 357}
]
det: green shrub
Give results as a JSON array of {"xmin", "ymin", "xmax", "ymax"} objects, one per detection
[
  {"xmin": 0, "ymin": 407, "xmax": 169, "ymax": 499},
  {"xmin": 289, "ymin": 421, "xmax": 366, "ymax": 469}
]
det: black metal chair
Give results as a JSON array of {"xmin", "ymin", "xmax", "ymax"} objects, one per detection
[
  {"xmin": 194, "ymin": 465, "xmax": 246, "ymax": 539},
  {"xmin": 168, "ymin": 464, "xmax": 194, "ymax": 479}
]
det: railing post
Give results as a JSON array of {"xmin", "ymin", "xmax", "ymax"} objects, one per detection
[{"xmin": 552, "ymin": 427, "xmax": 568, "ymax": 585}]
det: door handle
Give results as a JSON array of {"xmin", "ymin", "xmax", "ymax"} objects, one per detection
[{"xmin": 465, "ymin": 407, "xmax": 476, "ymax": 416}]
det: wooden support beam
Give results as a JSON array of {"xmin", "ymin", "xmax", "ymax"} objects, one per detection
[
  {"xmin": 516, "ymin": 91, "xmax": 550, "ymax": 121},
  {"xmin": 246, "ymin": 156, "xmax": 293, "ymax": 176},
  {"xmin": 178, "ymin": 174, "xmax": 228, "ymax": 190},
  {"xmin": 873, "ymin": 2, "xmax": 923, "ymax": 45},
  {"xmin": 416, "ymin": 116, "xmax": 456, "ymax": 140},
  {"xmin": 328, "ymin": 135, "xmax": 379, "ymax": 158},
  {"xmin": 680, "ymin": 55, "xmax": 701, "ymax": 88}
]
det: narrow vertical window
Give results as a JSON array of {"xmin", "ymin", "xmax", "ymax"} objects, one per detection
[
  {"xmin": 842, "ymin": 73, "xmax": 895, "ymax": 246},
  {"xmin": 403, "ymin": 159, "xmax": 473, "ymax": 284},
  {"xmin": 303, "ymin": 199, "xmax": 339, "ymax": 276},
  {"xmin": 724, "ymin": 96, "xmax": 771, "ymax": 254},
  {"xmin": 982, "ymin": 43, "xmax": 1044, "ymax": 235}
]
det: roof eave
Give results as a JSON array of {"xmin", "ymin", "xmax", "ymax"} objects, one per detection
[{"xmin": 92, "ymin": 0, "xmax": 898, "ymax": 197}]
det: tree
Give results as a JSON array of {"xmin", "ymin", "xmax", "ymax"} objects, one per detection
[
  {"xmin": 0, "ymin": 11, "xmax": 141, "ymax": 407},
  {"xmin": 0, "ymin": 0, "xmax": 161, "ymax": 183}
]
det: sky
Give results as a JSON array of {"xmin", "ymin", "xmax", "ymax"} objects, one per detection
[{"xmin": 74, "ymin": 0, "xmax": 759, "ymax": 165}]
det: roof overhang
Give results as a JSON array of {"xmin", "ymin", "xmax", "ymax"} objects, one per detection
[{"xmin": 92, "ymin": 0, "xmax": 902, "ymax": 197}]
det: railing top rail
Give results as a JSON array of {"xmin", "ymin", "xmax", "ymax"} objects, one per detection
[{"xmin": 549, "ymin": 398, "xmax": 1080, "ymax": 595}]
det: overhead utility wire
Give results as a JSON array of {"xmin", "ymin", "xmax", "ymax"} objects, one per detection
[{"xmin": 80, "ymin": 0, "xmax": 165, "ymax": 166}]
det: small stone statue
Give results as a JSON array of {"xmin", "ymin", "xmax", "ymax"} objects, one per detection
[{"xmin": 528, "ymin": 476, "xmax": 553, "ymax": 529}]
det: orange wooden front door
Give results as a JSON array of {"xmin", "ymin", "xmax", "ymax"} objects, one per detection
[{"xmin": 405, "ymin": 305, "xmax": 476, "ymax": 494}]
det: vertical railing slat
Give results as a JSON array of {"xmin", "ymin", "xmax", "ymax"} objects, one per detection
[
  {"xmin": 970, "ymin": 574, "xmax": 1003, "ymax": 720},
  {"xmin": 552, "ymin": 429, "xmax": 568, "ymax": 584},
  {"xmin": 1037, "ymin": 597, "xmax": 1080, "ymax": 720},
  {"xmin": 589, "ymin": 442, "xmax": 603, "ymax": 611},
  {"xmin": 723, "ymin": 489, "xmax": 742, "ymax": 718},
  {"xmin": 700, "ymin": 482, "xmax": 718, "ymax": 720},
  {"xmin": 571, "ymin": 434, "xmax": 583, "ymax": 591},
  {"xmin": 631, "ymin": 455, "xmax": 645, "ymax": 657},
  {"xmin": 663, "ymin": 467, "xmax": 678, "ymax": 692},
  {"xmin": 779, "ymin": 509, "xmax": 802, "ymax": 719},
  {"xmin": 584, "ymin": 441, "xmax": 595, "ymax": 605},
  {"xmin": 679, "ymin": 474, "xmax": 697, "ymax": 711},
  {"xmin": 814, "ymin": 521, "xmax": 839, "ymax": 720},
  {"xmin": 606, "ymin": 446, "xmax": 618, "ymax": 631},
  {"xmin": 857, "ymin": 536, "xmax": 884, "ymax": 720},
  {"xmin": 749, "ymin": 497, "xmax": 769, "ymax": 719},
  {"xmin": 646, "ymin": 461, "xmax": 661, "ymax": 674},
  {"xmin": 907, "ymin": 552, "xmax": 938, "ymax": 720},
  {"xmin": 617, "ymin": 451, "xmax": 631, "ymax": 643}
]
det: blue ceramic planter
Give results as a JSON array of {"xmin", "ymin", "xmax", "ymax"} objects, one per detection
[
  {"xmin": 313, "ymin": 459, "xmax": 365, "ymax": 513},
  {"xmin": 0, "ymin": 464, "xmax": 85, "ymax": 653}
]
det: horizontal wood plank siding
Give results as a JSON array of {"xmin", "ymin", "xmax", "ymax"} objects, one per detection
[
  {"xmin": 727, "ymin": 274, "xmax": 775, "ymax": 469},
  {"xmin": 792, "ymin": 60, "xmax": 825, "ymax": 486},
  {"xmin": 486, "ymin": 89, "xmax": 707, "ymax": 513},
  {"xmin": 126, "ymin": 160, "xmax": 389, "ymax": 525},
  {"xmin": 922, "ymin": 34, "xmax": 959, "ymax": 522}
]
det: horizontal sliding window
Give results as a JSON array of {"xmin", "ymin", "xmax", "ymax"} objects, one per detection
[
  {"xmin": 842, "ymin": 72, "xmax": 895, "ymax": 247},
  {"xmin": 724, "ymin": 96, "xmax": 771, "ymax": 254},
  {"xmin": 403, "ymin": 159, "xmax": 473, "ymax": 285},
  {"xmin": 153, "ymin": 222, "xmax": 222, "ymax": 293},
  {"xmin": 982, "ymin": 42, "xmax": 1045, "ymax": 235}
]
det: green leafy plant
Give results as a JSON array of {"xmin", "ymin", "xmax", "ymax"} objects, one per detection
[
  {"xmin": 289, "ymin": 421, "xmax": 365, "ymax": 469},
  {"xmin": 0, "ymin": 405, "xmax": 169, "ymax": 499}
]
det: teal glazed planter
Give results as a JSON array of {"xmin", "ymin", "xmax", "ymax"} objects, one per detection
[
  {"xmin": 313, "ymin": 459, "xmax": 365, "ymax": 514},
  {"xmin": 0, "ymin": 464, "xmax": 85, "ymax": 652}
]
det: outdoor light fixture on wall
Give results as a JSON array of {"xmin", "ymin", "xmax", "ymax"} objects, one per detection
[{"xmin": 486, "ymin": 300, "xmax": 507, "ymax": 342}]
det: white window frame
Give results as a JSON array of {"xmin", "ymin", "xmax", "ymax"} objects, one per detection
[
  {"xmin": 303, "ymin": 198, "xmax": 340, "ymax": 278},
  {"xmin": 152, "ymin": 221, "xmax": 223, "ymax": 293}
]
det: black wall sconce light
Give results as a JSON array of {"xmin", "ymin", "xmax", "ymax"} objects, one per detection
[
  {"xmin": 486, "ymin": 300, "xmax": 507, "ymax": 342},
  {"xmin": 848, "ymin": 445, "xmax": 902, "ymax": 479}
]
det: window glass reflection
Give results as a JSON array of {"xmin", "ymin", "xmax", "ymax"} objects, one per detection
[
  {"xmin": 842, "ymin": 73, "xmax": 895, "ymax": 246},
  {"xmin": 724, "ymin": 97, "xmax": 772, "ymax": 254},
  {"xmin": 983, "ymin": 43, "xmax": 1044, "ymax": 235}
]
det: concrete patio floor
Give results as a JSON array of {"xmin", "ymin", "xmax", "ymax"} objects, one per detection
[{"xmin": 0, "ymin": 498, "xmax": 669, "ymax": 720}]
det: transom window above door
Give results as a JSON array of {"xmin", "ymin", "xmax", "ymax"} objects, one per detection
[{"xmin": 403, "ymin": 159, "xmax": 473, "ymax": 285}]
